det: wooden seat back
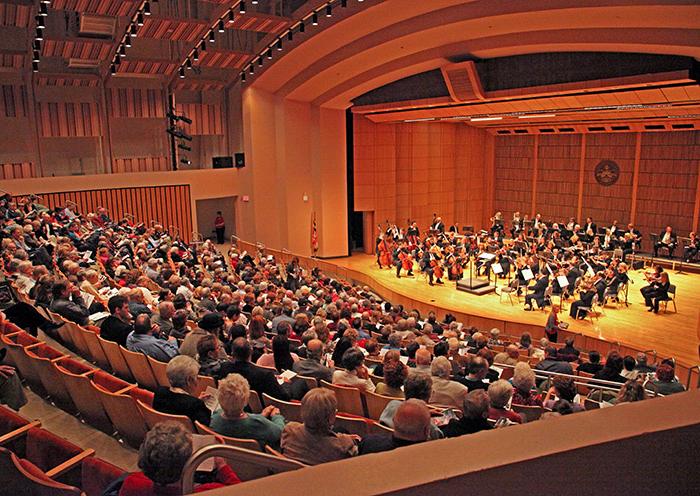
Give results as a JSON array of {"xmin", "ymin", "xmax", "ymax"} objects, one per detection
[
  {"xmin": 136, "ymin": 399, "xmax": 194, "ymax": 432},
  {"xmin": 261, "ymin": 393, "xmax": 302, "ymax": 423},
  {"xmin": 92, "ymin": 383, "xmax": 147, "ymax": 449},
  {"xmin": 320, "ymin": 381, "xmax": 366, "ymax": 417},
  {"xmin": 119, "ymin": 346, "xmax": 159, "ymax": 390},
  {"xmin": 194, "ymin": 421, "xmax": 262, "ymax": 452},
  {"xmin": 97, "ymin": 336, "xmax": 133, "ymax": 382},
  {"xmin": 363, "ymin": 390, "xmax": 401, "ymax": 421}
]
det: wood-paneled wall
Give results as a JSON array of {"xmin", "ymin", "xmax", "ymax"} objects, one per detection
[
  {"xmin": 107, "ymin": 88, "xmax": 166, "ymax": 119},
  {"xmin": 354, "ymin": 116, "xmax": 494, "ymax": 234},
  {"xmin": 14, "ymin": 185, "xmax": 193, "ymax": 243},
  {"xmin": 37, "ymin": 101, "xmax": 101, "ymax": 138},
  {"xmin": 112, "ymin": 156, "xmax": 170, "ymax": 174},
  {"xmin": 0, "ymin": 84, "xmax": 28, "ymax": 118},
  {"xmin": 494, "ymin": 130, "xmax": 700, "ymax": 242},
  {"xmin": 0, "ymin": 162, "xmax": 35, "ymax": 180},
  {"xmin": 175, "ymin": 103, "xmax": 224, "ymax": 136}
]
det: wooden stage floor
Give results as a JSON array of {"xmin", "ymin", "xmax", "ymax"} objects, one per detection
[{"xmin": 332, "ymin": 254, "xmax": 700, "ymax": 367}]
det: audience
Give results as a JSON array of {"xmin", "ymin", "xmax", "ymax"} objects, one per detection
[
  {"xmin": 152, "ymin": 355, "xmax": 211, "ymax": 426},
  {"xmin": 440, "ymin": 389, "xmax": 493, "ymax": 438},
  {"xmin": 126, "ymin": 314, "xmax": 179, "ymax": 362},
  {"xmin": 293, "ymin": 338, "xmax": 334, "ymax": 383},
  {"xmin": 645, "ymin": 363, "xmax": 686, "ymax": 396},
  {"xmin": 218, "ymin": 338, "xmax": 290, "ymax": 399},
  {"xmin": 577, "ymin": 350, "xmax": 603, "ymax": 375},
  {"xmin": 360, "ymin": 399, "xmax": 432, "ymax": 454},
  {"xmin": 429, "ymin": 356, "xmax": 468, "ymax": 409},
  {"xmin": 487, "ymin": 380, "xmax": 523, "ymax": 424},
  {"xmin": 281, "ymin": 388, "xmax": 358, "ymax": 465},
  {"xmin": 542, "ymin": 376, "xmax": 583, "ymax": 413},
  {"xmin": 100, "ymin": 295, "xmax": 133, "ymax": 347},
  {"xmin": 593, "ymin": 351, "xmax": 626, "ymax": 383},
  {"xmin": 511, "ymin": 362, "xmax": 542, "ymax": 406},
  {"xmin": 257, "ymin": 334, "xmax": 299, "ymax": 372},
  {"xmin": 332, "ymin": 347, "xmax": 376, "ymax": 392},
  {"xmin": 375, "ymin": 360, "xmax": 407, "ymax": 398}
]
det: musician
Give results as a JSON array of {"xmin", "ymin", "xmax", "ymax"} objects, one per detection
[
  {"xmin": 621, "ymin": 223, "xmax": 641, "ymax": 262},
  {"xmin": 490, "ymin": 211, "xmax": 504, "ymax": 235},
  {"xmin": 533, "ymin": 213, "xmax": 544, "ymax": 233},
  {"xmin": 643, "ymin": 267, "xmax": 670, "ymax": 314},
  {"xmin": 406, "ymin": 222, "xmax": 420, "ymax": 246},
  {"xmin": 684, "ymin": 232, "xmax": 698, "ymax": 263},
  {"xmin": 603, "ymin": 263, "xmax": 629, "ymax": 304},
  {"xmin": 428, "ymin": 244, "xmax": 445, "ymax": 285},
  {"xmin": 545, "ymin": 304, "xmax": 565, "ymax": 343},
  {"xmin": 524, "ymin": 272, "xmax": 549, "ymax": 311},
  {"xmin": 583, "ymin": 217, "xmax": 597, "ymax": 243},
  {"xmin": 419, "ymin": 249, "xmax": 435, "ymax": 285},
  {"xmin": 640, "ymin": 265, "xmax": 662, "ymax": 307},
  {"xmin": 431, "ymin": 216, "xmax": 445, "ymax": 233},
  {"xmin": 601, "ymin": 229, "xmax": 616, "ymax": 250},
  {"xmin": 570, "ymin": 280, "xmax": 596, "ymax": 320},
  {"xmin": 654, "ymin": 225, "xmax": 677, "ymax": 259},
  {"xmin": 609, "ymin": 220, "xmax": 619, "ymax": 238},
  {"xmin": 394, "ymin": 241, "xmax": 414, "ymax": 279},
  {"xmin": 510, "ymin": 211, "xmax": 522, "ymax": 237}
]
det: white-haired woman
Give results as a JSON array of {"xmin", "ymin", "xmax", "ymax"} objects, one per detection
[
  {"xmin": 152, "ymin": 355, "xmax": 211, "ymax": 426},
  {"xmin": 511, "ymin": 362, "xmax": 543, "ymax": 406},
  {"xmin": 487, "ymin": 380, "xmax": 523, "ymax": 424},
  {"xmin": 210, "ymin": 373, "xmax": 285, "ymax": 450}
]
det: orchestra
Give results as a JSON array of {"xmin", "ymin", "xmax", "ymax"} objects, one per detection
[{"xmin": 373, "ymin": 211, "xmax": 682, "ymax": 318}]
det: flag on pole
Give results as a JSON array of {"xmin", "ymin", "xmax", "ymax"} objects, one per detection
[{"xmin": 311, "ymin": 211, "xmax": 319, "ymax": 255}]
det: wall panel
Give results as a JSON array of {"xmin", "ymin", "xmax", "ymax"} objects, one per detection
[
  {"xmin": 0, "ymin": 161, "xmax": 35, "ymax": 180},
  {"xmin": 175, "ymin": 103, "xmax": 224, "ymax": 135},
  {"xmin": 37, "ymin": 101, "xmax": 100, "ymax": 137},
  {"xmin": 536, "ymin": 134, "xmax": 581, "ymax": 221},
  {"xmin": 493, "ymin": 135, "xmax": 534, "ymax": 223},
  {"xmin": 107, "ymin": 88, "xmax": 166, "ymax": 119},
  {"xmin": 13, "ymin": 184, "xmax": 192, "ymax": 242},
  {"xmin": 112, "ymin": 156, "xmax": 170, "ymax": 174}
]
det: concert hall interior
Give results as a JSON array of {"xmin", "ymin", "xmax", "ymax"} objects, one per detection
[{"xmin": 0, "ymin": 1, "xmax": 699, "ymax": 494}]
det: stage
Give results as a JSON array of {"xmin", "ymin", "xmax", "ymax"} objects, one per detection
[{"xmin": 331, "ymin": 253, "xmax": 700, "ymax": 367}]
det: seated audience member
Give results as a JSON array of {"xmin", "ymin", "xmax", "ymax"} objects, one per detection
[
  {"xmin": 373, "ymin": 349, "xmax": 400, "ymax": 378},
  {"xmin": 593, "ymin": 351, "xmax": 626, "ymax": 383},
  {"xmin": 293, "ymin": 338, "xmax": 334, "ymax": 383},
  {"xmin": 210, "ymin": 373, "xmax": 285, "ymax": 450},
  {"xmin": 511, "ymin": 362, "xmax": 542, "ymax": 406},
  {"xmin": 152, "ymin": 301, "xmax": 175, "ymax": 338},
  {"xmin": 0, "ymin": 344, "xmax": 27, "ymax": 411},
  {"xmin": 180, "ymin": 312, "xmax": 224, "ymax": 358},
  {"xmin": 332, "ymin": 347, "xmax": 376, "ymax": 392},
  {"xmin": 621, "ymin": 355, "xmax": 639, "ymax": 380},
  {"xmin": 487, "ymin": 380, "xmax": 523, "ymax": 424},
  {"xmin": 219, "ymin": 338, "xmax": 291, "ymax": 399},
  {"xmin": 645, "ymin": 363, "xmax": 686, "ymax": 396},
  {"xmin": 557, "ymin": 338, "xmax": 580, "ymax": 362},
  {"xmin": 127, "ymin": 288, "xmax": 152, "ymax": 317},
  {"xmin": 542, "ymin": 376, "xmax": 584, "ymax": 413},
  {"xmin": 414, "ymin": 348, "xmax": 432, "ymax": 374},
  {"xmin": 440, "ymin": 389, "xmax": 492, "ymax": 438},
  {"xmin": 119, "ymin": 422, "xmax": 240, "ymax": 495},
  {"xmin": 610, "ymin": 379, "xmax": 647, "ymax": 405},
  {"xmin": 257, "ymin": 334, "xmax": 299, "ymax": 372},
  {"xmin": 153, "ymin": 355, "xmax": 211, "ymax": 426},
  {"xmin": 634, "ymin": 353, "xmax": 656, "ymax": 374},
  {"xmin": 429, "ymin": 356, "xmax": 468, "ymax": 409},
  {"xmin": 535, "ymin": 347, "xmax": 573, "ymax": 375},
  {"xmin": 518, "ymin": 332, "xmax": 533, "ymax": 352},
  {"xmin": 477, "ymin": 348, "xmax": 500, "ymax": 383},
  {"xmin": 197, "ymin": 335, "xmax": 228, "ymax": 379},
  {"xmin": 127, "ymin": 314, "xmax": 179, "ymax": 362},
  {"xmin": 379, "ymin": 372, "xmax": 443, "ymax": 440},
  {"xmin": 455, "ymin": 356, "xmax": 489, "ymax": 392},
  {"xmin": 50, "ymin": 278, "xmax": 90, "ymax": 326},
  {"xmin": 376, "ymin": 360, "xmax": 407, "ymax": 398},
  {"xmin": 281, "ymin": 388, "xmax": 358, "ymax": 465},
  {"xmin": 577, "ymin": 350, "xmax": 603, "ymax": 375},
  {"xmin": 494, "ymin": 344, "xmax": 519, "ymax": 367},
  {"xmin": 487, "ymin": 328, "xmax": 502, "ymax": 346},
  {"xmin": 100, "ymin": 295, "xmax": 133, "ymax": 347},
  {"xmin": 170, "ymin": 309, "xmax": 190, "ymax": 340},
  {"xmin": 360, "ymin": 399, "xmax": 432, "ymax": 454}
]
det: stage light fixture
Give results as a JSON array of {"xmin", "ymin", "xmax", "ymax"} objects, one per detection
[
  {"xmin": 192, "ymin": 49, "xmax": 199, "ymax": 61},
  {"xmin": 180, "ymin": 158, "xmax": 191, "ymax": 166},
  {"xmin": 287, "ymin": 30, "xmax": 293, "ymax": 41},
  {"xmin": 167, "ymin": 112, "xmax": 192, "ymax": 125},
  {"xmin": 208, "ymin": 31, "xmax": 215, "ymax": 42},
  {"xmin": 178, "ymin": 67, "xmax": 185, "ymax": 78},
  {"xmin": 228, "ymin": 9, "xmax": 235, "ymax": 23},
  {"xmin": 114, "ymin": 56, "xmax": 120, "ymax": 66},
  {"xmin": 258, "ymin": 57, "xmax": 263, "ymax": 67},
  {"xmin": 276, "ymin": 39, "xmax": 282, "ymax": 51},
  {"xmin": 119, "ymin": 45, "xmax": 126, "ymax": 57},
  {"xmin": 36, "ymin": 16, "xmax": 45, "ymax": 28},
  {"xmin": 33, "ymin": 40, "xmax": 41, "ymax": 51},
  {"xmin": 110, "ymin": 64, "xmax": 116, "ymax": 74},
  {"xmin": 185, "ymin": 58, "xmax": 192, "ymax": 69},
  {"xmin": 32, "ymin": 61, "xmax": 39, "ymax": 72},
  {"xmin": 240, "ymin": 1, "xmax": 246, "ymax": 14},
  {"xmin": 124, "ymin": 36, "xmax": 132, "ymax": 47},
  {"xmin": 299, "ymin": 20, "xmax": 305, "ymax": 32},
  {"xmin": 167, "ymin": 128, "xmax": 192, "ymax": 141},
  {"xmin": 130, "ymin": 24, "xmax": 138, "ymax": 37},
  {"xmin": 39, "ymin": 4, "xmax": 48, "ymax": 16},
  {"xmin": 266, "ymin": 48, "xmax": 272, "ymax": 59},
  {"xmin": 218, "ymin": 19, "xmax": 225, "ymax": 32},
  {"xmin": 249, "ymin": 64, "xmax": 254, "ymax": 74},
  {"xmin": 326, "ymin": 4, "xmax": 332, "ymax": 17},
  {"xmin": 200, "ymin": 40, "xmax": 207, "ymax": 51},
  {"xmin": 35, "ymin": 28, "xmax": 43, "ymax": 40},
  {"xmin": 312, "ymin": 12, "xmax": 318, "ymax": 25},
  {"xmin": 241, "ymin": 72, "xmax": 246, "ymax": 82},
  {"xmin": 177, "ymin": 143, "xmax": 191, "ymax": 152},
  {"xmin": 32, "ymin": 51, "xmax": 40, "ymax": 62},
  {"xmin": 137, "ymin": 13, "xmax": 144, "ymax": 26},
  {"xmin": 252, "ymin": 0, "xmax": 258, "ymax": 4},
  {"xmin": 144, "ymin": 2, "xmax": 151, "ymax": 15}
]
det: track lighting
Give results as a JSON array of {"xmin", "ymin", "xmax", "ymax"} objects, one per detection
[
  {"xmin": 266, "ymin": 48, "xmax": 272, "ymax": 59},
  {"xmin": 144, "ymin": 2, "xmax": 151, "ymax": 16},
  {"xmin": 240, "ymin": 1, "xmax": 246, "ymax": 14},
  {"xmin": 130, "ymin": 24, "xmax": 138, "ymax": 37},
  {"xmin": 208, "ymin": 31, "xmax": 215, "ymax": 42},
  {"xmin": 137, "ymin": 13, "xmax": 144, "ymax": 26},
  {"xmin": 35, "ymin": 28, "xmax": 43, "ymax": 40},
  {"xmin": 185, "ymin": 58, "xmax": 192, "ymax": 69},
  {"xmin": 200, "ymin": 40, "xmax": 207, "ymax": 51},
  {"xmin": 299, "ymin": 20, "xmax": 305, "ymax": 32},
  {"xmin": 258, "ymin": 57, "xmax": 263, "ymax": 67},
  {"xmin": 228, "ymin": 9, "xmax": 235, "ymax": 23},
  {"xmin": 312, "ymin": 12, "xmax": 318, "ymax": 25},
  {"xmin": 287, "ymin": 30, "xmax": 293, "ymax": 41},
  {"xmin": 32, "ymin": 61, "xmax": 39, "ymax": 73},
  {"xmin": 39, "ymin": 4, "xmax": 48, "ymax": 16},
  {"xmin": 192, "ymin": 49, "xmax": 199, "ymax": 61},
  {"xmin": 119, "ymin": 45, "xmax": 126, "ymax": 57},
  {"xmin": 326, "ymin": 4, "xmax": 332, "ymax": 17},
  {"xmin": 218, "ymin": 19, "xmax": 225, "ymax": 32},
  {"xmin": 276, "ymin": 39, "xmax": 282, "ymax": 51},
  {"xmin": 110, "ymin": 64, "xmax": 116, "ymax": 75},
  {"xmin": 124, "ymin": 36, "xmax": 131, "ymax": 47},
  {"xmin": 241, "ymin": 72, "xmax": 246, "ymax": 82},
  {"xmin": 178, "ymin": 67, "xmax": 185, "ymax": 78},
  {"xmin": 32, "ymin": 51, "xmax": 40, "ymax": 62},
  {"xmin": 36, "ymin": 16, "xmax": 45, "ymax": 28}
]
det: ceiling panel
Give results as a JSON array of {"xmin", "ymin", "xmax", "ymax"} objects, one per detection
[
  {"xmin": 0, "ymin": 3, "xmax": 32, "ymax": 28},
  {"xmin": 51, "ymin": 0, "xmax": 138, "ymax": 17}
]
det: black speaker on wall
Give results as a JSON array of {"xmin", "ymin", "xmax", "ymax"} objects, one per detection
[
  {"xmin": 234, "ymin": 152, "xmax": 245, "ymax": 168},
  {"xmin": 212, "ymin": 156, "xmax": 233, "ymax": 169}
]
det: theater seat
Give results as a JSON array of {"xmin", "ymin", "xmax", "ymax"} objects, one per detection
[
  {"xmin": 195, "ymin": 420, "xmax": 262, "ymax": 452},
  {"xmin": 0, "ymin": 405, "xmax": 40, "ymax": 455},
  {"xmin": 120, "ymin": 346, "xmax": 159, "ymax": 390},
  {"xmin": 56, "ymin": 363, "xmax": 113, "ymax": 434},
  {"xmin": 320, "ymin": 381, "xmax": 366, "ymax": 417},
  {"xmin": 0, "ymin": 331, "xmax": 43, "ymax": 383},
  {"xmin": 0, "ymin": 447, "xmax": 82, "ymax": 496},
  {"xmin": 262, "ymin": 393, "xmax": 302, "ymax": 423},
  {"xmin": 22, "ymin": 427, "xmax": 95, "ymax": 488},
  {"xmin": 97, "ymin": 336, "xmax": 133, "ymax": 382},
  {"xmin": 43, "ymin": 357, "xmax": 94, "ymax": 413},
  {"xmin": 136, "ymin": 399, "xmax": 194, "ymax": 432},
  {"xmin": 92, "ymin": 382, "xmax": 149, "ymax": 449},
  {"xmin": 78, "ymin": 326, "xmax": 111, "ymax": 371},
  {"xmin": 23, "ymin": 343, "xmax": 68, "ymax": 401},
  {"xmin": 80, "ymin": 456, "xmax": 126, "ymax": 496}
]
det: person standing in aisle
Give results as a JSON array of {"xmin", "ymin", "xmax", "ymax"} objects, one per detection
[{"xmin": 215, "ymin": 211, "xmax": 225, "ymax": 244}]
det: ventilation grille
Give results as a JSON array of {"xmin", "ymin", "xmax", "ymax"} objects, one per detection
[
  {"xmin": 441, "ymin": 61, "xmax": 485, "ymax": 102},
  {"xmin": 79, "ymin": 14, "xmax": 116, "ymax": 39}
]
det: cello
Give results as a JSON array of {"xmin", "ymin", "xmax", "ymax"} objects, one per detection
[{"xmin": 378, "ymin": 234, "xmax": 392, "ymax": 269}]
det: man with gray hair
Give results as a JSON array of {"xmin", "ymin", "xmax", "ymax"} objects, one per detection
[
  {"xmin": 429, "ymin": 356, "xmax": 468, "ymax": 409},
  {"xmin": 379, "ymin": 371, "xmax": 444, "ymax": 440},
  {"xmin": 360, "ymin": 399, "xmax": 432, "ymax": 454},
  {"xmin": 152, "ymin": 301, "xmax": 175, "ymax": 337},
  {"xmin": 293, "ymin": 338, "xmax": 333, "ymax": 383}
]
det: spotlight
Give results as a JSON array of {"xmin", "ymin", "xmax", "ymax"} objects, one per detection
[
  {"xmin": 32, "ymin": 61, "xmax": 39, "ymax": 73},
  {"xmin": 178, "ymin": 67, "xmax": 185, "ymax": 78},
  {"xmin": 36, "ymin": 16, "xmax": 45, "ymax": 28},
  {"xmin": 258, "ymin": 57, "xmax": 263, "ymax": 67},
  {"xmin": 287, "ymin": 30, "xmax": 293, "ymax": 41},
  {"xmin": 249, "ymin": 64, "xmax": 254, "ymax": 74},
  {"xmin": 35, "ymin": 28, "xmax": 43, "ymax": 40},
  {"xmin": 177, "ymin": 143, "xmax": 192, "ymax": 152},
  {"xmin": 312, "ymin": 12, "xmax": 318, "ymax": 25},
  {"xmin": 119, "ymin": 45, "xmax": 126, "ymax": 57},
  {"xmin": 32, "ymin": 51, "xmax": 40, "ymax": 62},
  {"xmin": 326, "ymin": 4, "xmax": 332, "ymax": 17},
  {"xmin": 239, "ymin": 1, "xmax": 246, "ymax": 14},
  {"xmin": 167, "ymin": 128, "xmax": 192, "ymax": 141},
  {"xmin": 208, "ymin": 30, "xmax": 215, "ymax": 42},
  {"xmin": 39, "ymin": 4, "xmax": 48, "ymax": 16},
  {"xmin": 276, "ymin": 38, "xmax": 282, "ymax": 51},
  {"xmin": 185, "ymin": 58, "xmax": 192, "ymax": 69},
  {"xmin": 217, "ymin": 19, "xmax": 225, "ymax": 32},
  {"xmin": 167, "ymin": 112, "xmax": 193, "ymax": 125},
  {"xmin": 110, "ymin": 64, "xmax": 116, "ymax": 75},
  {"xmin": 124, "ymin": 36, "xmax": 132, "ymax": 47},
  {"xmin": 200, "ymin": 40, "xmax": 207, "ymax": 51},
  {"xmin": 33, "ymin": 40, "xmax": 42, "ymax": 51},
  {"xmin": 299, "ymin": 20, "xmax": 305, "ymax": 32},
  {"xmin": 130, "ymin": 24, "xmax": 138, "ymax": 37},
  {"xmin": 252, "ymin": 0, "xmax": 258, "ymax": 4},
  {"xmin": 180, "ymin": 158, "xmax": 191, "ymax": 166},
  {"xmin": 266, "ymin": 48, "xmax": 272, "ymax": 60},
  {"xmin": 241, "ymin": 72, "xmax": 246, "ymax": 82},
  {"xmin": 228, "ymin": 9, "xmax": 235, "ymax": 23},
  {"xmin": 137, "ymin": 13, "xmax": 144, "ymax": 26},
  {"xmin": 143, "ymin": 1, "xmax": 151, "ymax": 16},
  {"xmin": 192, "ymin": 49, "xmax": 199, "ymax": 61}
]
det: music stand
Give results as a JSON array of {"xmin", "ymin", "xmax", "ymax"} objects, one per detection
[{"xmin": 676, "ymin": 236, "xmax": 690, "ymax": 274}]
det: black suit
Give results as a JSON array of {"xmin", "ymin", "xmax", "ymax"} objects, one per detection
[
  {"xmin": 100, "ymin": 315, "xmax": 133, "ymax": 348},
  {"xmin": 153, "ymin": 387, "xmax": 211, "ymax": 426},
  {"xmin": 525, "ymin": 276, "xmax": 549, "ymax": 309},
  {"xmin": 654, "ymin": 231, "xmax": 677, "ymax": 258},
  {"xmin": 218, "ymin": 361, "xmax": 290, "ymax": 401}
]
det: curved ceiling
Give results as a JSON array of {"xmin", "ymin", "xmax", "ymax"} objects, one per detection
[{"xmin": 248, "ymin": 0, "xmax": 700, "ymax": 109}]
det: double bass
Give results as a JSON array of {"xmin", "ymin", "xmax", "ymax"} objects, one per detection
[{"xmin": 377, "ymin": 228, "xmax": 393, "ymax": 269}]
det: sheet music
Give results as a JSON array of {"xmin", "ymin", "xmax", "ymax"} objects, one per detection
[
  {"xmin": 479, "ymin": 253, "xmax": 496, "ymax": 260},
  {"xmin": 492, "ymin": 263, "xmax": 503, "ymax": 274},
  {"xmin": 521, "ymin": 268, "xmax": 534, "ymax": 281},
  {"xmin": 557, "ymin": 275, "xmax": 569, "ymax": 287}
]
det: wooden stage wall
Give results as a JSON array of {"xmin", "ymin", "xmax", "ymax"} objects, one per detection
[{"xmin": 14, "ymin": 185, "xmax": 193, "ymax": 243}]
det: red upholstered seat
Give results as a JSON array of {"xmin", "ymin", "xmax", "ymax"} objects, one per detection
[
  {"xmin": 25, "ymin": 427, "xmax": 89, "ymax": 487},
  {"xmin": 80, "ymin": 456, "xmax": 126, "ymax": 496},
  {"xmin": 0, "ymin": 447, "xmax": 82, "ymax": 496},
  {"xmin": 57, "ymin": 357, "xmax": 94, "ymax": 376},
  {"xmin": 91, "ymin": 369, "xmax": 131, "ymax": 393},
  {"xmin": 0, "ymin": 405, "xmax": 29, "ymax": 435},
  {"xmin": 129, "ymin": 386, "xmax": 154, "ymax": 407}
]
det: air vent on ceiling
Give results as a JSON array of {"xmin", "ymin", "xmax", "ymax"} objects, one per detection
[
  {"xmin": 558, "ymin": 128, "xmax": 575, "ymax": 132},
  {"xmin": 540, "ymin": 128, "xmax": 555, "ymax": 133},
  {"xmin": 671, "ymin": 123, "xmax": 694, "ymax": 129},
  {"xmin": 611, "ymin": 125, "xmax": 630, "ymax": 131},
  {"xmin": 79, "ymin": 14, "xmax": 116, "ymax": 39},
  {"xmin": 496, "ymin": 130, "xmax": 511, "ymax": 134},
  {"xmin": 588, "ymin": 126, "xmax": 606, "ymax": 131},
  {"xmin": 513, "ymin": 129, "xmax": 528, "ymax": 134},
  {"xmin": 440, "ymin": 61, "xmax": 486, "ymax": 102},
  {"xmin": 644, "ymin": 124, "xmax": 666, "ymax": 130},
  {"xmin": 68, "ymin": 58, "xmax": 101, "ymax": 69}
]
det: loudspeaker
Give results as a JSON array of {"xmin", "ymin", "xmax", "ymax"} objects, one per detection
[
  {"xmin": 212, "ymin": 156, "xmax": 233, "ymax": 169},
  {"xmin": 234, "ymin": 152, "xmax": 245, "ymax": 168}
]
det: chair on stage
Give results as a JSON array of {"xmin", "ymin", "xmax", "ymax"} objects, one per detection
[
  {"xmin": 658, "ymin": 285, "xmax": 677, "ymax": 313},
  {"xmin": 499, "ymin": 280, "xmax": 520, "ymax": 305}
]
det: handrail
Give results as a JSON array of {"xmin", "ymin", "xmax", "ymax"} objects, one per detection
[
  {"xmin": 180, "ymin": 444, "xmax": 306, "ymax": 494},
  {"xmin": 687, "ymin": 365, "xmax": 700, "ymax": 390}
]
